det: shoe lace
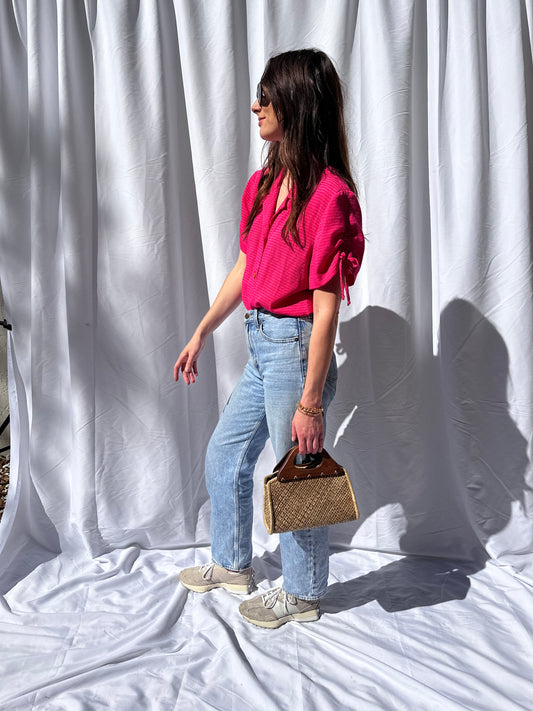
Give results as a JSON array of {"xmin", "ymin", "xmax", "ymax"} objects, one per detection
[
  {"xmin": 261, "ymin": 586, "xmax": 283, "ymax": 609},
  {"xmin": 200, "ymin": 562, "xmax": 216, "ymax": 580}
]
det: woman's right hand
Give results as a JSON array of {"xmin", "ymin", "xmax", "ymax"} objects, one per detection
[
  {"xmin": 174, "ymin": 332, "xmax": 206, "ymax": 384},
  {"xmin": 173, "ymin": 251, "xmax": 247, "ymax": 385}
]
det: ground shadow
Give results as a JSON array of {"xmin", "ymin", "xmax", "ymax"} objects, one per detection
[{"xmin": 322, "ymin": 555, "xmax": 476, "ymax": 614}]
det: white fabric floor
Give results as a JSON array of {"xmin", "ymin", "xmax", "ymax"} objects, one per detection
[
  {"xmin": 1, "ymin": 547, "xmax": 532, "ymax": 710},
  {"xmin": 1, "ymin": 1, "xmax": 532, "ymax": 709}
]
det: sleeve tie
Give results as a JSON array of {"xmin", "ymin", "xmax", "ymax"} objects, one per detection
[{"xmin": 338, "ymin": 252, "xmax": 359, "ymax": 306}]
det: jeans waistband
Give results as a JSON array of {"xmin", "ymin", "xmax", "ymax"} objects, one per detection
[{"xmin": 245, "ymin": 307, "xmax": 313, "ymax": 322}]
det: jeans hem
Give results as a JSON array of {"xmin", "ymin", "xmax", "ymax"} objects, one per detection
[
  {"xmin": 283, "ymin": 588, "xmax": 325, "ymax": 601},
  {"xmin": 211, "ymin": 556, "xmax": 252, "ymax": 573}
]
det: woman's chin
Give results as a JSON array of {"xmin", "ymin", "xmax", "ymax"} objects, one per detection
[{"xmin": 260, "ymin": 130, "xmax": 281, "ymax": 142}]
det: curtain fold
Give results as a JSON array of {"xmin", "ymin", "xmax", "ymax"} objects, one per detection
[{"xmin": 0, "ymin": 1, "xmax": 532, "ymax": 708}]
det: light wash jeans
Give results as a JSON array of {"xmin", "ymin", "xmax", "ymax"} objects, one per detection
[{"xmin": 205, "ymin": 308, "xmax": 337, "ymax": 600}]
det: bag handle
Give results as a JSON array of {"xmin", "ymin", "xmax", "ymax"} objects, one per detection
[{"xmin": 274, "ymin": 445, "xmax": 346, "ymax": 482}]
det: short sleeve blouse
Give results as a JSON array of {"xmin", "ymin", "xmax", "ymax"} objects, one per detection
[{"xmin": 240, "ymin": 168, "xmax": 364, "ymax": 316}]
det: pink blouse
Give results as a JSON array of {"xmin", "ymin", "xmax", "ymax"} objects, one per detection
[{"xmin": 240, "ymin": 168, "xmax": 364, "ymax": 316}]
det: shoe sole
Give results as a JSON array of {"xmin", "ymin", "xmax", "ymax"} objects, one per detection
[
  {"xmin": 180, "ymin": 580, "xmax": 252, "ymax": 594},
  {"xmin": 240, "ymin": 609, "xmax": 320, "ymax": 629}
]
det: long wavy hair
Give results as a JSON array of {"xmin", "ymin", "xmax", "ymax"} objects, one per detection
[{"xmin": 243, "ymin": 49, "xmax": 356, "ymax": 248}]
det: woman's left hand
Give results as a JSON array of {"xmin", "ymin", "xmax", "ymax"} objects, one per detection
[{"xmin": 292, "ymin": 409, "xmax": 324, "ymax": 455}]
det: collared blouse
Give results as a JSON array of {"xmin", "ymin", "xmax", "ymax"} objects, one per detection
[{"xmin": 239, "ymin": 168, "xmax": 364, "ymax": 316}]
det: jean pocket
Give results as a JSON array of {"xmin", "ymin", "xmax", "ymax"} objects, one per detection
[{"xmin": 259, "ymin": 317, "xmax": 300, "ymax": 343}]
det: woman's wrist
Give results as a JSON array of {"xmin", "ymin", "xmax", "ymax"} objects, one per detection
[
  {"xmin": 299, "ymin": 390, "xmax": 323, "ymax": 409},
  {"xmin": 297, "ymin": 401, "xmax": 324, "ymax": 418}
]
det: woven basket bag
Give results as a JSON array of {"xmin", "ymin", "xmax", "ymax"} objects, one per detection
[{"xmin": 263, "ymin": 445, "xmax": 359, "ymax": 534}]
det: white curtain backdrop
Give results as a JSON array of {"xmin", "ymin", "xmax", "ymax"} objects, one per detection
[{"xmin": 1, "ymin": 0, "xmax": 532, "ymax": 708}]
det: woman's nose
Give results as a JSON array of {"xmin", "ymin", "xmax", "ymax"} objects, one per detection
[{"xmin": 251, "ymin": 99, "xmax": 260, "ymax": 113}]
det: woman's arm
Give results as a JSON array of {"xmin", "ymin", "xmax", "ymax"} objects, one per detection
[
  {"xmin": 174, "ymin": 250, "xmax": 246, "ymax": 385},
  {"xmin": 291, "ymin": 280, "xmax": 341, "ymax": 454}
]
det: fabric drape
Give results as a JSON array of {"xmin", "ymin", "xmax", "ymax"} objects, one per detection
[{"xmin": 0, "ymin": 1, "xmax": 532, "ymax": 708}]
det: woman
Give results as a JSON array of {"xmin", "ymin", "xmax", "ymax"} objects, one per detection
[{"xmin": 175, "ymin": 49, "xmax": 364, "ymax": 629}]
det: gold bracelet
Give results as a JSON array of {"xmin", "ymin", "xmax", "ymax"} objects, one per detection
[{"xmin": 297, "ymin": 401, "xmax": 324, "ymax": 417}]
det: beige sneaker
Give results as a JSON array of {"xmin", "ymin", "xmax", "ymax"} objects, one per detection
[
  {"xmin": 239, "ymin": 587, "xmax": 320, "ymax": 628},
  {"xmin": 179, "ymin": 562, "xmax": 254, "ymax": 594}
]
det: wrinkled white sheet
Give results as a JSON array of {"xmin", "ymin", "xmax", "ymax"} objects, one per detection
[{"xmin": 0, "ymin": 0, "xmax": 532, "ymax": 709}]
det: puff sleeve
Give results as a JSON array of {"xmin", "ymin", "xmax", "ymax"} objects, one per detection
[{"xmin": 308, "ymin": 190, "xmax": 364, "ymax": 305}]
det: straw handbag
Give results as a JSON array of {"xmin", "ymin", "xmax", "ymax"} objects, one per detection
[{"xmin": 263, "ymin": 445, "xmax": 359, "ymax": 534}]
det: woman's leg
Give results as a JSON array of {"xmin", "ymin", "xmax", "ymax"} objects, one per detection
[
  {"xmin": 268, "ymin": 372, "xmax": 337, "ymax": 600},
  {"xmin": 205, "ymin": 357, "xmax": 268, "ymax": 572},
  {"xmin": 257, "ymin": 312, "xmax": 338, "ymax": 600}
]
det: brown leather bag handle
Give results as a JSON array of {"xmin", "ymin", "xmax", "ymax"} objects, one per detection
[{"xmin": 275, "ymin": 445, "xmax": 346, "ymax": 482}]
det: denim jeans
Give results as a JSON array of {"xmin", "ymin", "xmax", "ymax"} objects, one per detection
[{"xmin": 205, "ymin": 309, "xmax": 337, "ymax": 600}]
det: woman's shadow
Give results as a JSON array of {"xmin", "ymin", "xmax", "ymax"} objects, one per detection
[{"xmin": 320, "ymin": 300, "xmax": 529, "ymax": 614}]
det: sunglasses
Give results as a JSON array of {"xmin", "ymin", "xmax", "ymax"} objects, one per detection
[{"xmin": 256, "ymin": 82, "xmax": 269, "ymax": 107}]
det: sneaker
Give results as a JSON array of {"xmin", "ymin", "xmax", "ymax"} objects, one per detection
[
  {"xmin": 239, "ymin": 587, "xmax": 320, "ymax": 628},
  {"xmin": 179, "ymin": 561, "xmax": 254, "ymax": 594}
]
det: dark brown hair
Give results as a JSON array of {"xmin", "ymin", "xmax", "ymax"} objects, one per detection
[{"xmin": 243, "ymin": 49, "xmax": 356, "ymax": 248}]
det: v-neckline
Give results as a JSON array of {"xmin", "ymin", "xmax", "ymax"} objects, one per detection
[{"xmin": 263, "ymin": 170, "xmax": 290, "ymax": 232}]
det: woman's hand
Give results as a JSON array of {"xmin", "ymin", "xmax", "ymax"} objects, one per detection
[
  {"xmin": 292, "ymin": 409, "xmax": 324, "ymax": 455},
  {"xmin": 173, "ymin": 250, "xmax": 247, "ymax": 386},
  {"xmin": 174, "ymin": 332, "xmax": 206, "ymax": 385}
]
